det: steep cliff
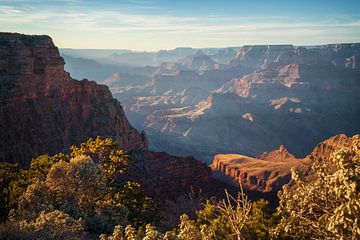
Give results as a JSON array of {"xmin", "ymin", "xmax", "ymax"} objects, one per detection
[
  {"xmin": 0, "ymin": 33, "xmax": 226, "ymax": 202},
  {"xmin": 0, "ymin": 33, "xmax": 147, "ymax": 165}
]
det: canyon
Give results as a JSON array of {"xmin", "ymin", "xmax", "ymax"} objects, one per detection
[
  {"xmin": 1, "ymin": 32, "xmax": 359, "ymax": 200},
  {"xmin": 60, "ymin": 43, "xmax": 360, "ymax": 196},
  {"xmin": 63, "ymin": 44, "xmax": 360, "ymax": 163},
  {"xmin": 0, "ymin": 33, "xmax": 219, "ymax": 201}
]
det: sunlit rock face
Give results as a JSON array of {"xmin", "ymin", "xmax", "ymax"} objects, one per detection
[
  {"xmin": 210, "ymin": 134, "xmax": 352, "ymax": 193},
  {"xmin": 0, "ymin": 33, "xmax": 147, "ymax": 165},
  {"xmin": 109, "ymin": 44, "xmax": 360, "ymax": 163}
]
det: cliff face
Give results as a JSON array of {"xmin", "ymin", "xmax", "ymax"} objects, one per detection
[
  {"xmin": 232, "ymin": 44, "xmax": 360, "ymax": 70},
  {"xmin": 210, "ymin": 134, "xmax": 353, "ymax": 192},
  {"xmin": 0, "ymin": 32, "xmax": 224, "ymax": 202},
  {"xmin": 0, "ymin": 33, "xmax": 147, "ymax": 165},
  {"xmin": 307, "ymin": 134, "xmax": 352, "ymax": 162}
]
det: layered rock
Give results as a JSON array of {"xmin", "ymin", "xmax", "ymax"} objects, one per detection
[
  {"xmin": 0, "ymin": 33, "xmax": 148, "ymax": 165},
  {"xmin": 141, "ymin": 56, "xmax": 359, "ymax": 161},
  {"xmin": 60, "ymin": 41, "xmax": 360, "ymax": 165},
  {"xmin": 147, "ymin": 63, "xmax": 251, "ymax": 95},
  {"xmin": 210, "ymin": 152, "xmax": 308, "ymax": 192},
  {"xmin": 210, "ymin": 134, "xmax": 353, "ymax": 192},
  {"xmin": 257, "ymin": 145, "xmax": 296, "ymax": 162},
  {"xmin": 231, "ymin": 44, "xmax": 360, "ymax": 70},
  {"xmin": 307, "ymin": 134, "xmax": 352, "ymax": 162},
  {"xmin": 233, "ymin": 45, "xmax": 294, "ymax": 69},
  {"xmin": 0, "ymin": 32, "xmax": 230, "ymax": 203}
]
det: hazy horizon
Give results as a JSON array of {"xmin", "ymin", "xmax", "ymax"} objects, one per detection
[
  {"xmin": 58, "ymin": 42, "xmax": 360, "ymax": 52},
  {"xmin": 1, "ymin": 0, "xmax": 359, "ymax": 51}
]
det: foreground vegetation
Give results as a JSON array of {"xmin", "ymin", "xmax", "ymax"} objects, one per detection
[{"xmin": 0, "ymin": 135, "xmax": 359, "ymax": 239}]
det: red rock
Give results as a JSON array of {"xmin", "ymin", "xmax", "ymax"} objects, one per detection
[
  {"xmin": 306, "ymin": 134, "xmax": 352, "ymax": 162},
  {"xmin": 0, "ymin": 33, "xmax": 147, "ymax": 165},
  {"xmin": 257, "ymin": 145, "xmax": 296, "ymax": 162},
  {"xmin": 210, "ymin": 134, "xmax": 353, "ymax": 193},
  {"xmin": 0, "ymin": 33, "xmax": 227, "ymax": 201}
]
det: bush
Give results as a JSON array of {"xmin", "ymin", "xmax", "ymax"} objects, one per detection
[
  {"xmin": 274, "ymin": 134, "xmax": 360, "ymax": 239},
  {"xmin": 18, "ymin": 210, "xmax": 86, "ymax": 240}
]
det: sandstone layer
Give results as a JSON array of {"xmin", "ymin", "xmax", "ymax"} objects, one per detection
[
  {"xmin": 0, "ymin": 33, "xmax": 147, "ymax": 165},
  {"xmin": 117, "ymin": 44, "xmax": 359, "ymax": 162},
  {"xmin": 210, "ymin": 134, "xmax": 353, "ymax": 192}
]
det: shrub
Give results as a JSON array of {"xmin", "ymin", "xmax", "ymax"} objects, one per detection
[
  {"xmin": 274, "ymin": 135, "xmax": 360, "ymax": 239},
  {"xmin": 18, "ymin": 210, "xmax": 86, "ymax": 240}
]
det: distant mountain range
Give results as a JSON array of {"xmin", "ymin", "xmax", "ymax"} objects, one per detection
[
  {"xmin": 66, "ymin": 43, "xmax": 359, "ymax": 163},
  {"xmin": 60, "ymin": 47, "xmax": 240, "ymax": 81}
]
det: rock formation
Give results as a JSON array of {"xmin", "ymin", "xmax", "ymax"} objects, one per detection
[
  {"xmin": 257, "ymin": 145, "xmax": 296, "ymax": 162},
  {"xmin": 0, "ymin": 32, "xmax": 229, "ymax": 202},
  {"xmin": 210, "ymin": 134, "xmax": 353, "ymax": 192},
  {"xmin": 112, "ymin": 44, "xmax": 360, "ymax": 162},
  {"xmin": 307, "ymin": 134, "xmax": 352, "ymax": 162},
  {"xmin": 0, "ymin": 33, "xmax": 147, "ymax": 166}
]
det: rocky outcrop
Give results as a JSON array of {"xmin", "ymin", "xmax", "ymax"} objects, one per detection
[
  {"xmin": 306, "ymin": 134, "xmax": 352, "ymax": 162},
  {"xmin": 0, "ymin": 33, "xmax": 147, "ymax": 165},
  {"xmin": 257, "ymin": 145, "xmax": 296, "ymax": 162},
  {"xmin": 210, "ymin": 152, "xmax": 309, "ymax": 192},
  {"xmin": 210, "ymin": 134, "xmax": 353, "ymax": 192}
]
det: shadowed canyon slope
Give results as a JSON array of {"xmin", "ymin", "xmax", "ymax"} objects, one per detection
[
  {"xmin": 210, "ymin": 134, "xmax": 352, "ymax": 192},
  {"xmin": 0, "ymin": 33, "xmax": 221, "ymax": 200}
]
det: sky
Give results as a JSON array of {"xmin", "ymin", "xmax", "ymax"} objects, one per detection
[{"xmin": 0, "ymin": 0, "xmax": 360, "ymax": 51}]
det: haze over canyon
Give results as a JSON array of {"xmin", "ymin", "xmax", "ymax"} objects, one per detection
[{"xmin": 62, "ymin": 43, "xmax": 360, "ymax": 164}]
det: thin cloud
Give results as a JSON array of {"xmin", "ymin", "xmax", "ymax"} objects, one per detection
[
  {"xmin": 0, "ymin": 1, "xmax": 359, "ymax": 50},
  {"xmin": 0, "ymin": 5, "xmax": 22, "ymax": 14},
  {"xmin": 1, "ymin": 6, "xmax": 358, "ymax": 34}
]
